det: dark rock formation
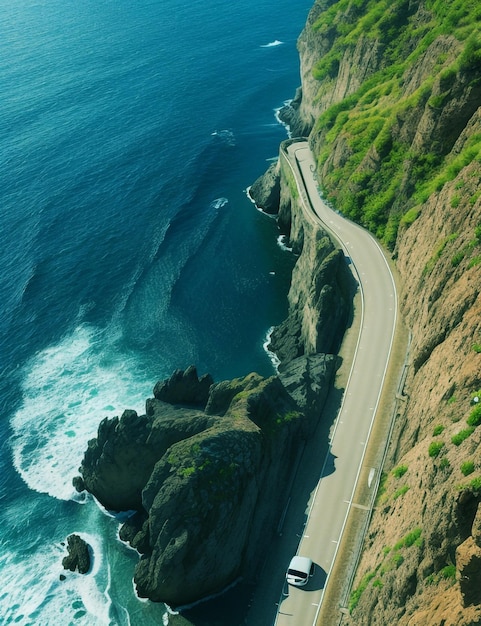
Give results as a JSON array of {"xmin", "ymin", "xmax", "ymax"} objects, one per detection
[
  {"xmin": 249, "ymin": 161, "xmax": 281, "ymax": 215},
  {"xmin": 278, "ymin": 354, "xmax": 338, "ymax": 427},
  {"xmin": 253, "ymin": 157, "xmax": 355, "ymax": 362},
  {"xmin": 62, "ymin": 534, "xmax": 91, "ymax": 574},
  {"xmin": 76, "ymin": 368, "xmax": 331, "ymax": 607},
  {"xmin": 277, "ymin": 87, "xmax": 313, "ymax": 137},
  {"xmin": 153, "ymin": 365, "xmax": 213, "ymax": 408}
]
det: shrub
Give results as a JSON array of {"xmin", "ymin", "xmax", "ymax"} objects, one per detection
[
  {"xmin": 472, "ymin": 344, "xmax": 481, "ymax": 353},
  {"xmin": 451, "ymin": 251, "xmax": 465, "ymax": 266},
  {"xmin": 404, "ymin": 528, "xmax": 423, "ymax": 548},
  {"xmin": 400, "ymin": 207, "xmax": 420, "ymax": 226},
  {"xmin": 426, "ymin": 564, "xmax": 457, "ymax": 585},
  {"xmin": 392, "ymin": 553, "xmax": 404, "ymax": 568},
  {"xmin": 467, "ymin": 405, "xmax": 481, "ymax": 426},
  {"xmin": 470, "ymin": 476, "xmax": 481, "ymax": 490},
  {"xmin": 349, "ymin": 570, "xmax": 376, "ymax": 611},
  {"xmin": 392, "ymin": 464, "xmax": 408, "ymax": 478},
  {"xmin": 450, "ymin": 194, "xmax": 461, "ymax": 208},
  {"xmin": 461, "ymin": 460, "xmax": 475, "ymax": 476},
  {"xmin": 394, "ymin": 528, "xmax": 422, "ymax": 551},
  {"xmin": 429, "ymin": 441, "xmax": 445, "ymax": 457},
  {"xmin": 451, "ymin": 427, "xmax": 475, "ymax": 446},
  {"xmin": 393, "ymin": 485, "xmax": 410, "ymax": 499},
  {"xmin": 439, "ymin": 564, "xmax": 456, "ymax": 581},
  {"xmin": 433, "ymin": 425, "xmax": 445, "ymax": 436}
]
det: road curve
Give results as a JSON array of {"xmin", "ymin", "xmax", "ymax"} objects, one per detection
[{"xmin": 274, "ymin": 141, "xmax": 398, "ymax": 625}]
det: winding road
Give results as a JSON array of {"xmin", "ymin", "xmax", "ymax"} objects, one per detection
[{"xmin": 271, "ymin": 141, "xmax": 399, "ymax": 625}]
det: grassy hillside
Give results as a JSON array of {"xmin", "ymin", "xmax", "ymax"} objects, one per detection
[{"xmin": 307, "ymin": 0, "xmax": 481, "ymax": 248}]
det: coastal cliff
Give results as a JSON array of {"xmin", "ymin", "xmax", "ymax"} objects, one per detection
[
  {"xmin": 75, "ymin": 359, "xmax": 337, "ymax": 606},
  {"xmin": 275, "ymin": 1, "xmax": 481, "ymax": 624},
  {"xmin": 74, "ymin": 0, "xmax": 481, "ymax": 619}
]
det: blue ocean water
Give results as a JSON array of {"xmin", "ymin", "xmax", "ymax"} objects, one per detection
[{"xmin": 0, "ymin": 1, "xmax": 311, "ymax": 624}]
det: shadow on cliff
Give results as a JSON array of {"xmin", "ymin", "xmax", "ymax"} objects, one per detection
[{"xmin": 181, "ymin": 383, "xmax": 344, "ymax": 626}]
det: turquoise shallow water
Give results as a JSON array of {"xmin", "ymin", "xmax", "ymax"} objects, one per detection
[{"xmin": 0, "ymin": 1, "xmax": 311, "ymax": 623}]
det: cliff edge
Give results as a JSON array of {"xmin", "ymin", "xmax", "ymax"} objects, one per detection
[
  {"xmin": 75, "ymin": 361, "xmax": 337, "ymax": 606},
  {"xmin": 276, "ymin": 1, "xmax": 481, "ymax": 624}
]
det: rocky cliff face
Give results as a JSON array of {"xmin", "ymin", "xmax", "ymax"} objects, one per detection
[
  {"xmin": 76, "ymin": 363, "xmax": 336, "ymax": 606},
  {"xmin": 250, "ymin": 143, "xmax": 354, "ymax": 363},
  {"xmin": 282, "ymin": 1, "xmax": 481, "ymax": 624}
]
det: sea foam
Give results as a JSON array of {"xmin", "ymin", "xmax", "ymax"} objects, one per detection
[
  {"xmin": 10, "ymin": 323, "xmax": 152, "ymax": 501},
  {"xmin": 0, "ymin": 532, "xmax": 114, "ymax": 626},
  {"xmin": 261, "ymin": 40, "xmax": 284, "ymax": 47}
]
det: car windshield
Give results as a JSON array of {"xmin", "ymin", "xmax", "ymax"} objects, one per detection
[{"xmin": 288, "ymin": 569, "xmax": 308, "ymax": 579}]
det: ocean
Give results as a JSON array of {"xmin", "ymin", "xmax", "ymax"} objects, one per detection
[{"xmin": 0, "ymin": 1, "xmax": 311, "ymax": 624}]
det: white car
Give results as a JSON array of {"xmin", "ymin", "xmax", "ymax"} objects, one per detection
[{"xmin": 286, "ymin": 555, "xmax": 314, "ymax": 586}]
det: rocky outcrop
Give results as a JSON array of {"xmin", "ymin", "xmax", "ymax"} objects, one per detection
[
  {"xmin": 152, "ymin": 365, "xmax": 213, "ymax": 407},
  {"xmin": 62, "ymin": 534, "xmax": 91, "ymax": 575},
  {"xmin": 248, "ymin": 161, "xmax": 280, "ymax": 214},
  {"xmin": 250, "ymin": 147, "xmax": 355, "ymax": 363},
  {"xmin": 76, "ymin": 365, "xmax": 337, "ymax": 606},
  {"xmin": 278, "ymin": 353, "xmax": 337, "ymax": 426}
]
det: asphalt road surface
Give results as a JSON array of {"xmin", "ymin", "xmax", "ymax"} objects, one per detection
[{"xmin": 269, "ymin": 141, "xmax": 398, "ymax": 626}]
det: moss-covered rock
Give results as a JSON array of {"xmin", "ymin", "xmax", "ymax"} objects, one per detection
[{"xmin": 76, "ymin": 367, "xmax": 323, "ymax": 606}]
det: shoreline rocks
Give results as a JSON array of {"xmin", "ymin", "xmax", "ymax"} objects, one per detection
[
  {"xmin": 62, "ymin": 534, "xmax": 91, "ymax": 575},
  {"xmin": 75, "ymin": 359, "xmax": 338, "ymax": 606}
]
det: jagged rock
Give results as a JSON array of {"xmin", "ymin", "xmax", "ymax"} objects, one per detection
[
  {"xmin": 249, "ymin": 161, "xmax": 281, "ymax": 214},
  {"xmin": 278, "ymin": 353, "xmax": 338, "ymax": 425},
  {"xmin": 153, "ymin": 365, "xmax": 213, "ymax": 407},
  {"xmin": 269, "ymin": 231, "xmax": 354, "ymax": 361},
  {"xmin": 72, "ymin": 475, "xmax": 85, "ymax": 493},
  {"xmin": 62, "ymin": 534, "xmax": 91, "ymax": 574},
  {"xmin": 76, "ymin": 370, "xmax": 315, "ymax": 606},
  {"xmin": 79, "ymin": 404, "xmax": 215, "ymax": 511},
  {"xmin": 277, "ymin": 87, "xmax": 313, "ymax": 137}
]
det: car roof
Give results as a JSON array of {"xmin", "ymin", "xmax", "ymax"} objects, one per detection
[{"xmin": 288, "ymin": 555, "xmax": 312, "ymax": 572}]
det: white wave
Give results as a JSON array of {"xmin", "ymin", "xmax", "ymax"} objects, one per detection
[
  {"xmin": 277, "ymin": 234, "xmax": 293, "ymax": 252},
  {"xmin": 210, "ymin": 197, "xmax": 228, "ymax": 209},
  {"xmin": 10, "ymin": 323, "xmax": 152, "ymax": 501},
  {"xmin": 261, "ymin": 40, "xmax": 284, "ymax": 47},
  {"xmin": 0, "ymin": 532, "xmax": 113, "ymax": 625},
  {"xmin": 211, "ymin": 129, "xmax": 236, "ymax": 146},
  {"xmin": 263, "ymin": 327, "xmax": 280, "ymax": 371}
]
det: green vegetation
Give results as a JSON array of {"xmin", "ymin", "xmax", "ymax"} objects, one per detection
[
  {"xmin": 393, "ymin": 485, "xmax": 410, "ymax": 499},
  {"xmin": 428, "ymin": 440, "xmax": 445, "ymax": 457},
  {"xmin": 467, "ymin": 404, "xmax": 481, "ymax": 426},
  {"xmin": 423, "ymin": 234, "xmax": 459, "ymax": 276},
  {"xmin": 349, "ymin": 569, "xmax": 377, "ymax": 611},
  {"xmin": 432, "ymin": 424, "xmax": 444, "ymax": 436},
  {"xmin": 458, "ymin": 476, "xmax": 481, "ymax": 491},
  {"xmin": 350, "ymin": 525, "xmax": 423, "ymax": 611},
  {"xmin": 470, "ymin": 476, "xmax": 481, "ymax": 490},
  {"xmin": 426, "ymin": 563, "xmax": 457, "ymax": 585},
  {"xmin": 451, "ymin": 427, "xmax": 475, "ymax": 446},
  {"xmin": 394, "ymin": 527, "xmax": 423, "ymax": 550},
  {"xmin": 439, "ymin": 564, "xmax": 457, "ymax": 581},
  {"xmin": 392, "ymin": 464, "xmax": 408, "ymax": 478},
  {"xmin": 461, "ymin": 460, "xmax": 475, "ymax": 476},
  {"xmin": 309, "ymin": 0, "xmax": 481, "ymax": 248},
  {"xmin": 400, "ymin": 207, "xmax": 420, "ymax": 227}
]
